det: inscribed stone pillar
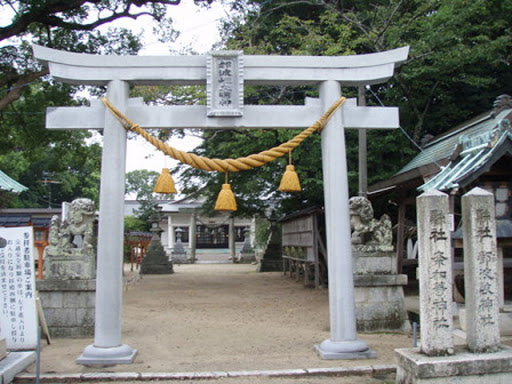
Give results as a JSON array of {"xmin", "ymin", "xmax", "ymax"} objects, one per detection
[
  {"xmin": 417, "ymin": 189, "xmax": 454, "ymax": 356},
  {"xmin": 462, "ymin": 187, "xmax": 500, "ymax": 353}
]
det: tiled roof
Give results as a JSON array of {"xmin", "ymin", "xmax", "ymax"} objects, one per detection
[
  {"xmin": 418, "ymin": 111, "xmax": 511, "ymax": 191},
  {"xmin": 397, "ymin": 110, "xmax": 509, "ymax": 176}
]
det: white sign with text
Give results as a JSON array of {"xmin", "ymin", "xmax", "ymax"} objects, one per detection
[{"xmin": 0, "ymin": 226, "xmax": 38, "ymax": 350}]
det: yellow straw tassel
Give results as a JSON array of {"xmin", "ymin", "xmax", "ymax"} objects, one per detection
[
  {"xmin": 279, "ymin": 164, "xmax": 302, "ymax": 192},
  {"xmin": 154, "ymin": 168, "xmax": 177, "ymax": 194},
  {"xmin": 215, "ymin": 184, "xmax": 237, "ymax": 211}
]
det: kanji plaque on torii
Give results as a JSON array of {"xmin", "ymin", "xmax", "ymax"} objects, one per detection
[
  {"xmin": 207, "ymin": 50, "xmax": 244, "ymax": 117},
  {"xmin": 33, "ymin": 44, "xmax": 409, "ymax": 365}
]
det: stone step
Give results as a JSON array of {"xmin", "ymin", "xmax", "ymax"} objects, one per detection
[{"xmin": 14, "ymin": 365, "xmax": 396, "ymax": 384}]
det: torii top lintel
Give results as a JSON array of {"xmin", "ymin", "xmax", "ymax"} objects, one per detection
[{"xmin": 32, "ymin": 44, "xmax": 409, "ymax": 87}]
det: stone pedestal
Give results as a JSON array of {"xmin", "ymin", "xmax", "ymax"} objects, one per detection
[
  {"xmin": 354, "ymin": 274, "xmax": 409, "ymax": 332},
  {"xmin": 37, "ymin": 279, "xmax": 95, "ymax": 337},
  {"xmin": 46, "ymin": 250, "xmax": 96, "ymax": 280},
  {"xmin": 396, "ymin": 346, "xmax": 512, "ymax": 384},
  {"xmin": 353, "ymin": 248, "xmax": 410, "ymax": 332}
]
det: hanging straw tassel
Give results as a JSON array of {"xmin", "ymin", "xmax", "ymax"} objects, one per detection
[
  {"xmin": 215, "ymin": 173, "xmax": 237, "ymax": 211},
  {"xmin": 154, "ymin": 168, "xmax": 177, "ymax": 194},
  {"xmin": 278, "ymin": 152, "xmax": 301, "ymax": 192}
]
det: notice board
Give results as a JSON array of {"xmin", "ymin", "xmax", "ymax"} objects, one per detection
[{"xmin": 0, "ymin": 226, "xmax": 38, "ymax": 350}]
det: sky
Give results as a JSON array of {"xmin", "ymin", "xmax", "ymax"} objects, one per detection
[
  {"xmin": 117, "ymin": 1, "xmax": 230, "ymax": 174},
  {"xmin": 0, "ymin": 1, "xmax": 231, "ymax": 175}
]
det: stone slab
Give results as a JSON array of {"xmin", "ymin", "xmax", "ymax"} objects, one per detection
[
  {"xmin": 0, "ymin": 351, "xmax": 36, "ymax": 384},
  {"xmin": 395, "ymin": 346, "xmax": 512, "ymax": 383},
  {"xmin": 15, "ymin": 365, "xmax": 396, "ymax": 383}
]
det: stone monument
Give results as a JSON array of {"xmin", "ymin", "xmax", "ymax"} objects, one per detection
[
  {"xmin": 171, "ymin": 227, "xmax": 189, "ymax": 264},
  {"xmin": 238, "ymin": 227, "xmax": 256, "ymax": 264},
  {"xmin": 37, "ymin": 198, "xmax": 96, "ymax": 337},
  {"xmin": 395, "ymin": 188, "xmax": 512, "ymax": 384},
  {"xmin": 140, "ymin": 206, "xmax": 174, "ymax": 274},
  {"xmin": 349, "ymin": 196, "xmax": 409, "ymax": 332}
]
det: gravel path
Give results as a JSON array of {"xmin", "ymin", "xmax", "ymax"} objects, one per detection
[{"xmin": 19, "ymin": 264, "xmax": 411, "ymax": 383}]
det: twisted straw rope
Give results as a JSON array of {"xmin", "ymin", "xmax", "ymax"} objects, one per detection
[{"xmin": 102, "ymin": 96, "xmax": 346, "ymax": 173}]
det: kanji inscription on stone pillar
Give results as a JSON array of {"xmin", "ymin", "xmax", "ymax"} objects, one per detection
[
  {"xmin": 417, "ymin": 189, "xmax": 454, "ymax": 356},
  {"xmin": 462, "ymin": 187, "xmax": 500, "ymax": 353}
]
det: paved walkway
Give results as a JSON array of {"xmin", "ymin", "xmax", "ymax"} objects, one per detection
[{"xmin": 16, "ymin": 264, "xmax": 413, "ymax": 383}]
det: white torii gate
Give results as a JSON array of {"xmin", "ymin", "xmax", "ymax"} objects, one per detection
[{"xmin": 33, "ymin": 44, "xmax": 409, "ymax": 364}]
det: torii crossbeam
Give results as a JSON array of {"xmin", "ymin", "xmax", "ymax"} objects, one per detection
[{"xmin": 33, "ymin": 44, "xmax": 409, "ymax": 364}]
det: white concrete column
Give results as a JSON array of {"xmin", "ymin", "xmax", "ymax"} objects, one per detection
[
  {"xmin": 315, "ymin": 81, "xmax": 374, "ymax": 359},
  {"xmin": 77, "ymin": 80, "xmax": 137, "ymax": 365}
]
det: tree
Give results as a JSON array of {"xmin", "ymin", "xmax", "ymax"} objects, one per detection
[
  {"xmin": 179, "ymin": 0, "xmax": 511, "ymax": 215},
  {"xmin": 0, "ymin": 0, "xmax": 212, "ymax": 208},
  {"xmin": 0, "ymin": 0, "xmax": 214, "ymax": 110},
  {"xmin": 125, "ymin": 169, "xmax": 163, "ymax": 229}
]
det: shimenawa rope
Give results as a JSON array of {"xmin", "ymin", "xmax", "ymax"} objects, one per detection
[{"xmin": 101, "ymin": 96, "xmax": 346, "ymax": 173}]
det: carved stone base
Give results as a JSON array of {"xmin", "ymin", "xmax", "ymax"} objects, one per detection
[
  {"xmin": 395, "ymin": 346, "xmax": 512, "ymax": 383},
  {"xmin": 36, "ymin": 279, "xmax": 95, "ymax": 337},
  {"xmin": 77, "ymin": 344, "xmax": 137, "ymax": 366}
]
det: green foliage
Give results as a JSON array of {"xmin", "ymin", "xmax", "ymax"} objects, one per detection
[
  {"xmin": 0, "ymin": 82, "xmax": 102, "ymax": 207},
  {"xmin": 124, "ymin": 215, "xmax": 148, "ymax": 233},
  {"xmin": 125, "ymin": 169, "xmax": 161, "ymax": 230},
  {"xmin": 0, "ymin": 0, "xmax": 190, "ymax": 208},
  {"xmin": 191, "ymin": 0, "xmax": 511, "ymax": 216},
  {"xmin": 125, "ymin": 169, "xmax": 160, "ymax": 201}
]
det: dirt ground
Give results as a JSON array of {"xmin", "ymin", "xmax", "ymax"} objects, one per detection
[{"xmin": 21, "ymin": 263, "xmax": 413, "ymax": 382}]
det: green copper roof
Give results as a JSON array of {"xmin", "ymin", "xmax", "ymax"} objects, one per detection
[
  {"xmin": 417, "ymin": 110, "xmax": 512, "ymax": 192},
  {"xmin": 397, "ymin": 110, "xmax": 506, "ymax": 176},
  {"xmin": 0, "ymin": 170, "xmax": 28, "ymax": 193}
]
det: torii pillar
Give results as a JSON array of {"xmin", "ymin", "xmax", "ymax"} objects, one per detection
[{"xmin": 33, "ymin": 45, "xmax": 408, "ymax": 364}]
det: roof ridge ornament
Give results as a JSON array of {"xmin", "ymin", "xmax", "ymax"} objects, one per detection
[{"xmin": 491, "ymin": 94, "xmax": 512, "ymax": 117}]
